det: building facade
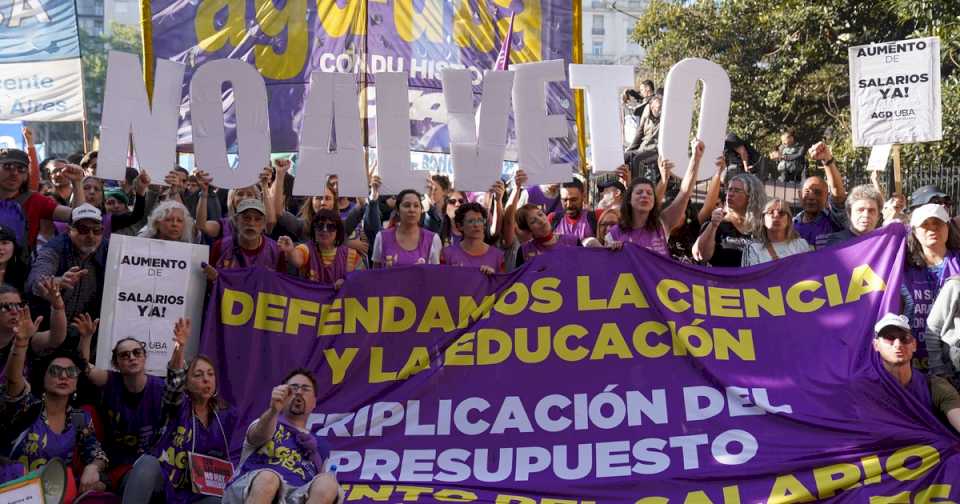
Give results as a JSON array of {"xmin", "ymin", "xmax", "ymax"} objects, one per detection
[{"xmin": 582, "ymin": 0, "xmax": 647, "ymax": 67}]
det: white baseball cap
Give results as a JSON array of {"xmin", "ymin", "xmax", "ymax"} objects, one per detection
[
  {"xmin": 910, "ymin": 203, "xmax": 950, "ymax": 228},
  {"xmin": 873, "ymin": 313, "xmax": 910, "ymax": 336},
  {"xmin": 71, "ymin": 203, "xmax": 102, "ymax": 224}
]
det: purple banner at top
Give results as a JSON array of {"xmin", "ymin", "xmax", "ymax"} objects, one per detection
[
  {"xmin": 150, "ymin": 0, "xmax": 578, "ymax": 163},
  {"xmin": 201, "ymin": 226, "xmax": 960, "ymax": 501}
]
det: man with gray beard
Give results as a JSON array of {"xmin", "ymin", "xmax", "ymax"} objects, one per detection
[{"xmin": 27, "ymin": 203, "xmax": 108, "ymax": 319}]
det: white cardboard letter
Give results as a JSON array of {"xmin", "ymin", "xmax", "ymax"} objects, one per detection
[
  {"xmin": 99, "ymin": 51, "xmax": 184, "ymax": 182},
  {"xmin": 659, "ymin": 58, "xmax": 731, "ymax": 179},
  {"xmin": 441, "ymin": 69, "xmax": 513, "ymax": 191},
  {"xmin": 568, "ymin": 64, "xmax": 633, "ymax": 173},
  {"xmin": 374, "ymin": 72, "xmax": 429, "ymax": 195},
  {"xmin": 294, "ymin": 71, "xmax": 366, "ymax": 197},
  {"xmin": 190, "ymin": 59, "xmax": 270, "ymax": 189},
  {"xmin": 512, "ymin": 60, "xmax": 570, "ymax": 185},
  {"xmin": 866, "ymin": 144, "xmax": 893, "ymax": 171}
]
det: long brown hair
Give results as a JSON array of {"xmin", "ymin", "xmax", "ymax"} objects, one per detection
[
  {"xmin": 619, "ymin": 178, "xmax": 660, "ymax": 232},
  {"xmin": 906, "ymin": 221, "xmax": 960, "ymax": 268},
  {"xmin": 187, "ymin": 355, "xmax": 229, "ymax": 411}
]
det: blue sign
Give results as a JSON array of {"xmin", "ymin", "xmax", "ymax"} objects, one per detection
[
  {"xmin": 0, "ymin": 121, "xmax": 23, "ymax": 148},
  {"xmin": 0, "ymin": 0, "xmax": 80, "ymax": 62}
]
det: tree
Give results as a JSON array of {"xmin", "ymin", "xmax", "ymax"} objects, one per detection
[
  {"xmin": 80, "ymin": 23, "xmax": 143, "ymax": 140},
  {"xmin": 631, "ymin": 0, "xmax": 958, "ymax": 167}
]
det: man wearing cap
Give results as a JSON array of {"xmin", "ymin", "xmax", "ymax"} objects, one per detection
[
  {"xmin": 548, "ymin": 179, "xmax": 596, "ymax": 242},
  {"xmin": 209, "ymin": 199, "xmax": 288, "ymax": 274},
  {"xmin": 817, "ymin": 184, "xmax": 884, "ymax": 248},
  {"xmin": 0, "ymin": 148, "xmax": 85, "ymax": 250},
  {"xmin": 26, "ymin": 203, "xmax": 108, "ymax": 319},
  {"xmin": 793, "ymin": 142, "xmax": 847, "ymax": 248},
  {"xmin": 873, "ymin": 313, "xmax": 960, "ymax": 433}
]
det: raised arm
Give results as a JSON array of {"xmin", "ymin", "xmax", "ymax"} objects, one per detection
[
  {"xmin": 697, "ymin": 160, "xmax": 726, "ymax": 225},
  {"xmin": 488, "ymin": 180, "xmax": 505, "ymax": 238},
  {"xmin": 247, "ymin": 384, "xmax": 294, "ymax": 448},
  {"xmin": 30, "ymin": 276, "xmax": 67, "ymax": 352},
  {"xmin": 272, "ymin": 160, "xmax": 290, "ymax": 220},
  {"xmin": 259, "ymin": 167, "xmax": 277, "ymax": 234},
  {"xmin": 6, "ymin": 306, "xmax": 41, "ymax": 397},
  {"xmin": 194, "ymin": 171, "xmax": 222, "ymax": 238},
  {"xmin": 655, "ymin": 159, "xmax": 671, "ymax": 205},
  {"xmin": 661, "ymin": 140, "xmax": 705, "ymax": 232},
  {"xmin": 74, "ymin": 313, "xmax": 107, "ymax": 387},
  {"xmin": 24, "ymin": 127, "xmax": 39, "ymax": 192},
  {"xmin": 809, "ymin": 142, "xmax": 845, "ymax": 205},
  {"xmin": 693, "ymin": 207, "xmax": 725, "ymax": 263},
  {"xmin": 500, "ymin": 169, "xmax": 526, "ymax": 249}
]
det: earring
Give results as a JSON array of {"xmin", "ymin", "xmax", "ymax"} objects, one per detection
[{"xmin": 72, "ymin": 392, "xmax": 77, "ymax": 402}]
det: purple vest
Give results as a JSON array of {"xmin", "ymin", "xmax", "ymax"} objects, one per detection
[
  {"xmin": 521, "ymin": 234, "xmax": 579, "ymax": 262},
  {"xmin": 442, "ymin": 243, "xmax": 504, "ymax": 271},
  {"xmin": 378, "ymin": 228, "xmax": 435, "ymax": 267},
  {"xmin": 608, "ymin": 223, "xmax": 669, "ymax": 257},
  {"xmin": 102, "ymin": 372, "xmax": 166, "ymax": 466},
  {"xmin": 154, "ymin": 399, "xmax": 237, "ymax": 504},
  {"xmin": 552, "ymin": 213, "xmax": 594, "ymax": 241},
  {"xmin": 218, "ymin": 217, "xmax": 234, "ymax": 240},
  {"xmin": 238, "ymin": 420, "xmax": 330, "ymax": 487},
  {"xmin": 11, "ymin": 410, "xmax": 90, "ymax": 472},
  {"xmin": 903, "ymin": 252, "xmax": 960, "ymax": 369},
  {"xmin": 216, "ymin": 235, "xmax": 282, "ymax": 271},
  {"xmin": 305, "ymin": 244, "xmax": 350, "ymax": 284}
]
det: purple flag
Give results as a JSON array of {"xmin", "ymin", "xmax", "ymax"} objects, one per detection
[
  {"xmin": 202, "ymin": 225, "xmax": 960, "ymax": 500},
  {"xmin": 495, "ymin": 12, "xmax": 517, "ymax": 71}
]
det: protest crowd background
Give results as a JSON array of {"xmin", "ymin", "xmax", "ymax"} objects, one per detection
[{"xmin": 0, "ymin": 0, "xmax": 959, "ymax": 502}]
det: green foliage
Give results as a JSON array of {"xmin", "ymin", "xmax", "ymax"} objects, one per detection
[
  {"xmin": 80, "ymin": 23, "xmax": 143, "ymax": 135},
  {"xmin": 631, "ymin": 0, "xmax": 958, "ymax": 166}
]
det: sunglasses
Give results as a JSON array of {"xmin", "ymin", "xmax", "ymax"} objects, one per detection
[
  {"xmin": 0, "ymin": 302, "xmax": 26, "ymax": 313},
  {"xmin": 1, "ymin": 163, "xmax": 28, "ymax": 174},
  {"xmin": 73, "ymin": 225, "xmax": 103, "ymax": 236},
  {"xmin": 447, "ymin": 198, "xmax": 466, "ymax": 205},
  {"xmin": 313, "ymin": 222, "xmax": 337, "ymax": 232},
  {"xmin": 117, "ymin": 347, "xmax": 146, "ymax": 360},
  {"xmin": 879, "ymin": 333, "xmax": 915, "ymax": 344},
  {"xmin": 47, "ymin": 364, "xmax": 81, "ymax": 379},
  {"xmin": 463, "ymin": 218, "xmax": 486, "ymax": 226}
]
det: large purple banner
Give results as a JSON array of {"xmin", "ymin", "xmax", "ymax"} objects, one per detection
[
  {"xmin": 150, "ymin": 0, "xmax": 578, "ymax": 163},
  {"xmin": 202, "ymin": 226, "xmax": 960, "ymax": 500}
]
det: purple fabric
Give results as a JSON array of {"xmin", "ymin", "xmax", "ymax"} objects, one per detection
[
  {"xmin": 902, "ymin": 252, "xmax": 960, "ymax": 368},
  {"xmin": 201, "ymin": 226, "xmax": 960, "ymax": 499},
  {"xmin": 378, "ymin": 228, "xmax": 434, "ymax": 267},
  {"xmin": 520, "ymin": 233, "xmax": 579, "ymax": 262},
  {"xmin": 304, "ymin": 243, "xmax": 350, "ymax": 284},
  {"xmin": 526, "ymin": 186, "xmax": 560, "ymax": 215},
  {"xmin": 215, "ymin": 235, "xmax": 282, "ymax": 271},
  {"xmin": 0, "ymin": 462, "xmax": 24, "ymax": 485},
  {"xmin": 153, "ymin": 398, "xmax": 238, "ymax": 504},
  {"xmin": 551, "ymin": 212, "xmax": 594, "ymax": 241},
  {"xmin": 608, "ymin": 223, "xmax": 669, "ymax": 257},
  {"xmin": 236, "ymin": 419, "xmax": 330, "ymax": 488},
  {"xmin": 102, "ymin": 371, "xmax": 166, "ymax": 466},
  {"xmin": 12, "ymin": 410, "xmax": 87, "ymax": 471},
  {"xmin": 441, "ymin": 243, "xmax": 504, "ymax": 271}
]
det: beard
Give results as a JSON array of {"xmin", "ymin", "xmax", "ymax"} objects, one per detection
[{"xmin": 289, "ymin": 397, "xmax": 306, "ymax": 415}]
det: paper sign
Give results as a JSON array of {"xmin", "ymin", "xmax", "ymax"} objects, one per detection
[
  {"xmin": 442, "ymin": 69, "xmax": 513, "ymax": 191},
  {"xmin": 99, "ymin": 51, "xmax": 183, "ymax": 183},
  {"xmin": 568, "ymin": 64, "xmax": 633, "ymax": 173},
  {"xmin": 658, "ymin": 58, "xmax": 730, "ymax": 180},
  {"xmin": 512, "ymin": 60, "xmax": 570, "ymax": 185},
  {"xmin": 190, "ymin": 59, "xmax": 270, "ymax": 189},
  {"xmin": 293, "ymin": 71, "xmax": 367, "ymax": 198},
  {"xmin": 866, "ymin": 144, "xmax": 893, "ymax": 171},
  {"xmin": 849, "ymin": 37, "xmax": 942, "ymax": 146},
  {"xmin": 189, "ymin": 452, "xmax": 234, "ymax": 497},
  {"xmin": 97, "ymin": 236, "xmax": 208, "ymax": 376},
  {"xmin": 0, "ymin": 58, "xmax": 84, "ymax": 122},
  {"xmin": 0, "ymin": 474, "xmax": 42, "ymax": 503},
  {"xmin": 374, "ymin": 72, "xmax": 429, "ymax": 195}
]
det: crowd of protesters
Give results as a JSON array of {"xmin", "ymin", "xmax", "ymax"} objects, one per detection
[{"xmin": 0, "ymin": 74, "xmax": 958, "ymax": 502}]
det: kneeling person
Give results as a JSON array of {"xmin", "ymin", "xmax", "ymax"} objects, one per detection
[{"xmin": 224, "ymin": 369, "xmax": 341, "ymax": 504}]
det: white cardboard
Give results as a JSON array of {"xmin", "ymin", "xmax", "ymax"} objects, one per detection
[
  {"xmin": 96, "ymin": 236, "xmax": 208, "ymax": 377},
  {"xmin": 441, "ymin": 69, "xmax": 513, "ymax": 190},
  {"xmin": 190, "ymin": 59, "xmax": 271, "ymax": 189},
  {"xmin": 294, "ymin": 71, "xmax": 367, "ymax": 197},
  {"xmin": 658, "ymin": 58, "xmax": 731, "ymax": 179},
  {"xmin": 374, "ymin": 72, "xmax": 429, "ymax": 195},
  {"xmin": 568, "ymin": 64, "xmax": 633, "ymax": 173},
  {"xmin": 866, "ymin": 144, "xmax": 893, "ymax": 171},
  {"xmin": 512, "ymin": 60, "xmax": 570, "ymax": 185},
  {"xmin": 99, "ymin": 51, "xmax": 183, "ymax": 183},
  {"xmin": 848, "ymin": 37, "xmax": 942, "ymax": 146}
]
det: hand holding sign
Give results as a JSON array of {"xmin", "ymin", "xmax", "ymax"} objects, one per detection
[{"xmin": 134, "ymin": 169, "xmax": 151, "ymax": 196}]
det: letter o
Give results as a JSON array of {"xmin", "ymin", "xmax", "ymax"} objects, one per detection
[{"xmin": 886, "ymin": 444, "xmax": 939, "ymax": 481}]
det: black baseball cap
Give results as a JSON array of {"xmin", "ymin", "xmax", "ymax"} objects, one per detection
[
  {"xmin": 910, "ymin": 185, "xmax": 948, "ymax": 209},
  {"xmin": 0, "ymin": 225, "xmax": 16, "ymax": 243},
  {"xmin": 597, "ymin": 178, "xmax": 627, "ymax": 194},
  {"xmin": 0, "ymin": 148, "xmax": 29, "ymax": 167}
]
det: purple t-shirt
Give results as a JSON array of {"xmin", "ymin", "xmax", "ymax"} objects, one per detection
[
  {"xmin": 236, "ymin": 419, "xmax": 330, "ymax": 487},
  {"xmin": 793, "ymin": 201, "xmax": 846, "ymax": 248},
  {"xmin": 520, "ymin": 234, "xmax": 579, "ymax": 262},
  {"xmin": 102, "ymin": 372, "xmax": 166, "ymax": 466},
  {"xmin": 608, "ymin": 223, "xmax": 669, "ymax": 257},
  {"xmin": 526, "ymin": 186, "xmax": 560, "ymax": 215},
  {"xmin": 551, "ymin": 212, "xmax": 595, "ymax": 241},
  {"xmin": 903, "ymin": 252, "xmax": 960, "ymax": 369},
  {"xmin": 378, "ymin": 228, "xmax": 435, "ymax": 267},
  {"xmin": 12, "ymin": 410, "xmax": 92, "ymax": 471},
  {"xmin": 442, "ymin": 243, "xmax": 504, "ymax": 271}
]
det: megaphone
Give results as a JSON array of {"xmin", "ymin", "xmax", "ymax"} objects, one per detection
[{"xmin": 0, "ymin": 457, "xmax": 67, "ymax": 504}]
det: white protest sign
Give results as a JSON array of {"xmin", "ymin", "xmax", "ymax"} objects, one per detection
[
  {"xmin": 512, "ymin": 60, "xmax": 570, "ymax": 185},
  {"xmin": 0, "ymin": 59, "xmax": 84, "ymax": 122},
  {"xmin": 659, "ymin": 58, "xmax": 730, "ymax": 180},
  {"xmin": 568, "ymin": 64, "xmax": 633, "ymax": 173},
  {"xmin": 866, "ymin": 144, "xmax": 893, "ymax": 171},
  {"xmin": 99, "ymin": 51, "xmax": 183, "ymax": 183},
  {"xmin": 97, "ymin": 236, "xmax": 208, "ymax": 376},
  {"xmin": 374, "ymin": 72, "xmax": 429, "ymax": 195},
  {"xmin": 293, "ymin": 71, "xmax": 367, "ymax": 198},
  {"xmin": 191, "ymin": 59, "xmax": 271, "ymax": 189},
  {"xmin": 441, "ymin": 69, "xmax": 513, "ymax": 191},
  {"xmin": 848, "ymin": 37, "xmax": 942, "ymax": 146}
]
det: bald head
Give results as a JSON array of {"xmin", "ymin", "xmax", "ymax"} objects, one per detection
[{"xmin": 801, "ymin": 176, "xmax": 828, "ymax": 215}]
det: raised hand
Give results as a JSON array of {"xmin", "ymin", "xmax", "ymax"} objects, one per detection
[
  {"xmin": 71, "ymin": 313, "xmax": 100, "ymax": 341},
  {"xmin": 60, "ymin": 267, "xmax": 88, "ymax": 290},
  {"xmin": 173, "ymin": 317, "xmax": 190, "ymax": 352},
  {"xmin": 277, "ymin": 236, "xmax": 296, "ymax": 254},
  {"xmin": 36, "ymin": 275, "xmax": 63, "ymax": 308},
  {"xmin": 270, "ymin": 384, "xmax": 294, "ymax": 413},
  {"xmin": 14, "ymin": 306, "xmax": 41, "ymax": 346}
]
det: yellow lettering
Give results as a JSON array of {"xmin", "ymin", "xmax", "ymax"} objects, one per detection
[
  {"xmin": 324, "ymin": 347, "xmax": 358, "ymax": 385},
  {"xmin": 632, "ymin": 321, "xmax": 670, "ymax": 358},
  {"xmin": 417, "ymin": 296, "xmax": 456, "ymax": 333},
  {"xmin": 316, "ymin": 0, "xmax": 365, "ymax": 37},
  {"xmin": 382, "ymin": 296, "xmax": 416, "ymax": 332},
  {"xmin": 445, "ymin": 332, "xmax": 475, "ymax": 366},
  {"xmin": 394, "ymin": 0, "xmax": 444, "ymax": 43},
  {"xmin": 608, "ymin": 273, "xmax": 649, "ymax": 309},
  {"xmin": 347, "ymin": 484, "xmax": 394, "ymax": 500},
  {"xmin": 530, "ymin": 277, "xmax": 562, "ymax": 313},
  {"xmin": 318, "ymin": 299, "xmax": 342, "ymax": 336},
  {"xmin": 845, "ymin": 264, "xmax": 886, "ymax": 303},
  {"xmin": 709, "ymin": 287, "xmax": 743, "ymax": 317},
  {"xmin": 285, "ymin": 297, "xmax": 319, "ymax": 334},
  {"xmin": 713, "ymin": 328, "xmax": 755, "ymax": 361},
  {"xmin": 368, "ymin": 347, "xmax": 398, "ymax": 383},
  {"xmin": 812, "ymin": 463, "xmax": 861, "ymax": 498},
  {"xmin": 458, "ymin": 294, "xmax": 495, "ymax": 328},
  {"xmin": 477, "ymin": 329, "xmax": 512, "ymax": 365},
  {"xmin": 344, "ymin": 297, "xmax": 380, "ymax": 333},
  {"xmin": 397, "ymin": 346, "xmax": 430, "ymax": 380},
  {"xmin": 453, "ymin": 0, "xmax": 495, "ymax": 52},
  {"xmin": 590, "ymin": 323, "xmax": 633, "ymax": 360},
  {"xmin": 786, "ymin": 280, "xmax": 824, "ymax": 313},
  {"xmin": 577, "ymin": 275, "xmax": 607, "ymax": 310},
  {"xmin": 221, "ymin": 288, "xmax": 254, "ymax": 325},
  {"xmin": 886, "ymin": 444, "xmax": 939, "ymax": 481},
  {"xmin": 553, "ymin": 324, "xmax": 588, "ymax": 361},
  {"xmin": 253, "ymin": 293, "xmax": 287, "ymax": 332},
  {"xmin": 743, "ymin": 287, "xmax": 786, "ymax": 317},
  {"xmin": 767, "ymin": 474, "xmax": 815, "ymax": 504},
  {"xmin": 494, "ymin": 283, "xmax": 529, "ymax": 316},
  {"xmin": 253, "ymin": 0, "xmax": 307, "ymax": 79},
  {"xmin": 657, "ymin": 279, "xmax": 690, "ymax": 313},
  {"xmin": 915, "ymin": 484, "xmax": 955, "ymax": 504},
  {"xmin": 515, "ymin": 327, "xmax": 551, "ymax": 364},
  {"xmin": 195, "ymin": 0, "xmax": 245, "ymax": 52}
]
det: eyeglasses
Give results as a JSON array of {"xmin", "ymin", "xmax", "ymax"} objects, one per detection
[
  {"xmin": 314, "ymin": 222, "xmax": 337, "ymax": 232},
  {"xmin": 47, "ymin": 364, "xmax": 80, "ymax": 379},
  {"xmin": 464, "ymin": 218, "xmax": 486, "ymax": 226},
  {"xmin": 0, "ymin": 302, "xmax": 26, "ymax": 312},
  {"xmin": 73, "ymin": 225, "xmax": 103, "ymax": 236},
  {"xmin": 879, "ymin": 333, "xmax": 915, "ymax": 344},
  {"xmin": 117, "ymin": 347, "xmax": 146, "ymax": 360},
  {"xmin": 726, "ymin": 187, "xmax": 746, "ymax": 195},
  {"xmin": 1, "ymin": 163, "xmax": 27, "ymax": 174},
  {"xmin": 447, "ymin": 198, "xmax": 466, "ymax": 206},
  {"xmin": 288, "ymin": 383, "xmax": 313, "ymax": 393}
]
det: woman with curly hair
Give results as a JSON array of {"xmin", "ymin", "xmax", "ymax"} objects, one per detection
[
  {"xmin": 138, "ymin": 200, "xmax": 196, "ymax": 243},
  {"xmin": 694, "ymin": 172, "xmax": 767, "ymax": 267}
]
